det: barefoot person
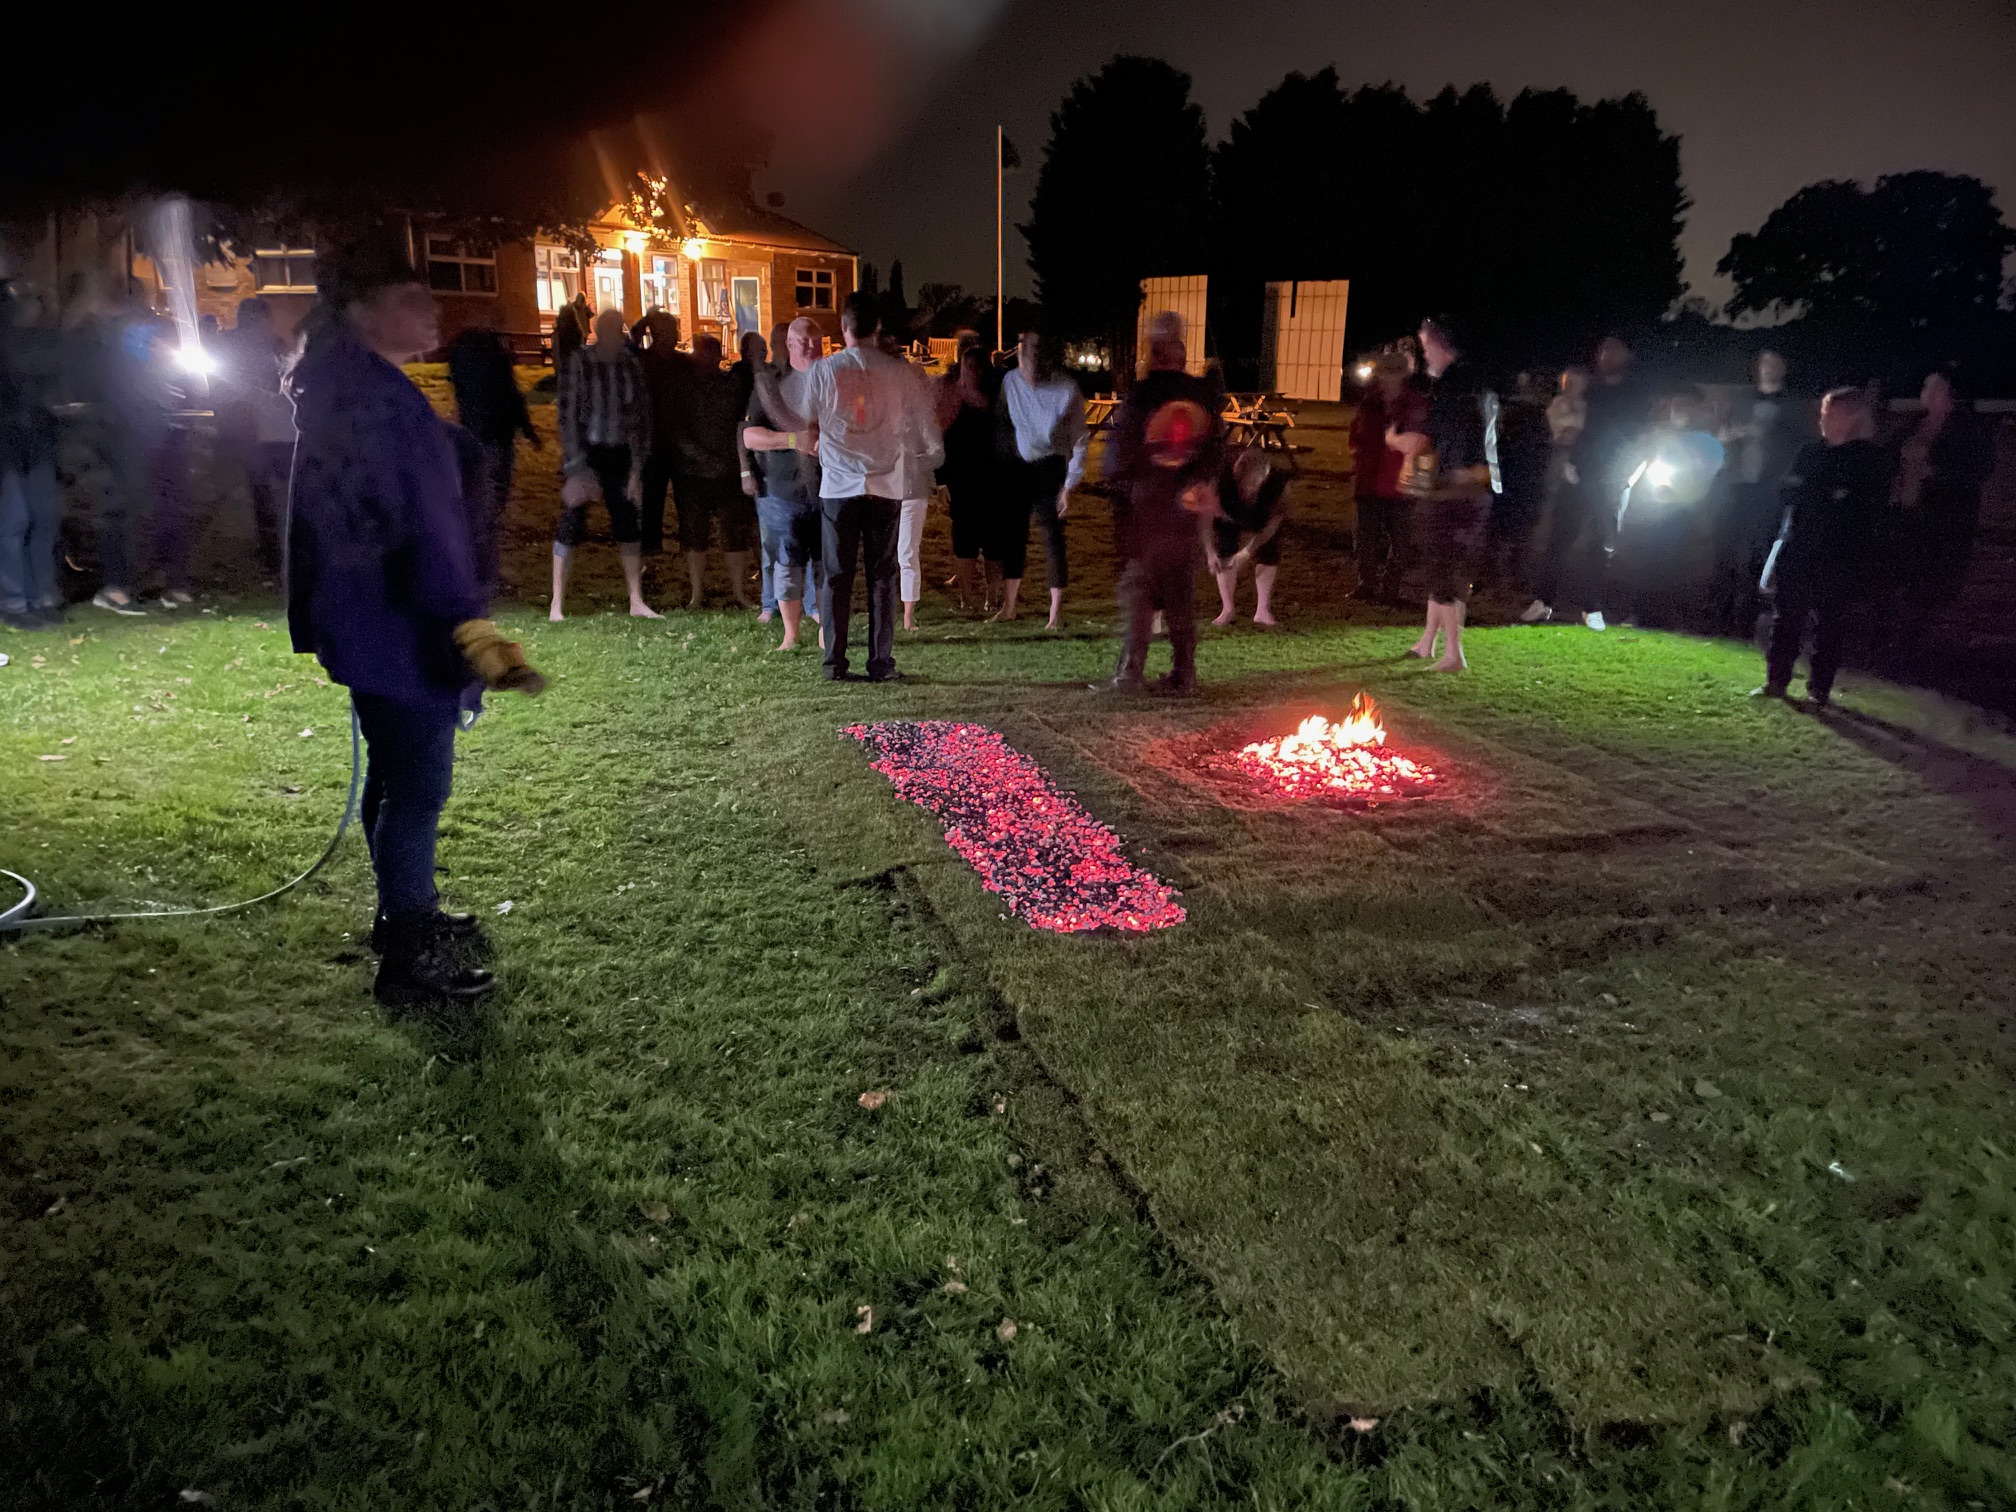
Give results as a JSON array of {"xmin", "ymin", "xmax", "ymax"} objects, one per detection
[
  {"xmin": 994, "ymin": 327, "xmax": 1088, "ymax": 627},
  {"xmin": 551, "ymin": 307, "xmax": 657, "ymax": 620},
  {"xmin": 1209, "ymin": 446, "xmax": 1289, "ymax": 626},
  {"xmin": 1389, "ymin": 315, "xmax": 1496, "ymax": 672},
  {"xmin": 743, "ymin": 318, "xmax": 825, "ymax": 651},
  {"xmin": 287, "ymin": 235, "xmax": 541, "ymax": 1010}
]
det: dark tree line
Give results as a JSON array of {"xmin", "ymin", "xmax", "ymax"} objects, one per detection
[{"xmin": 1025, "ymin": 58, "xmax": 1687, "ymax": 379}]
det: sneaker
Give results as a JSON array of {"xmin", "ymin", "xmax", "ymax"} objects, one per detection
[
  {"xmin": 1749, "ymin": 683, "xmax": 1789, "ymax": 700},
  {"xmin": 159, "ymin": 589, "xmax": 194, "ymax": 609},
  {"xmin": 1582, "ymin": 611, "xmax": 1607, "ymax": 632},
  {"xmin": 91, "ymin": 589, "xmax": 147, "ymax": 616},
  {"xmin": 1089, "ymin": 674, "xmax": 1148, "ymax": 694},
  {"xmin": 1519, "ymin": 599, "xmax": 1553, "ymax": 623},
  {"xmin": 1149, "ymin": 674, "xmax": 1199, "ymax": 698},
  {"xmin": 866, "ymin": 668, "xmax": 905, "ymax": 684},
  {"xmin": 2, "ymin": 609, "xmax": 41, "ymax": 631},
  {"xmin": 1808, "ymin": 688, "xmax": 1833, "ymax": 709}
]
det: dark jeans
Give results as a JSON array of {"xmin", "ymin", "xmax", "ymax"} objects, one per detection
[
  {"xmin": 1354, "ymin": 495, "xmax": 1404, "ymax": 597},
  {"xmin": 1530, "ymin": 465, "xmax": 1618, "ymax": 614},
  {"xmin": 757, "ymin": 494, "xmax": 824, "ymax": 605},
  {"xmin": 1116, "ymin": 537, "xmax": 1200, "ymax": 687},
  {"xmin": 996, "ymin": 454, "xmax": 1069, "ymax": 588},
  {"xmin": 1710, "ymin": 481, "xmax": 1780, "ymax": 638},
  {"xmin": 821, "ymin": 494, "xmax": 900, "ymax": 679},
  {"xmin": 74, "ymin": 418, "xmax": 148, "ymax": 592},
  {"xmin": 467, "ymin": 435, "xmax": 514, "ymax": 592},
  {"xmin": 1767, "ymin": 569, "xmax": 1858, "ymax": 699},
  {"xmin": 352, "ymin": 691, "xmax": 459, "ymax": 919},
  {"xmin": 243, "ymin": 440, "xmax": 294, "ymax": 580},
  {"xmin": 149, "ymin": 427, "xmax": 198, "ymax": 593},
  {"xmin": 0, "ymin": 461, "xmax": 62, "ymax": 614},
  {"xmin": 641, "ymin": 449, "xmax": 676, "ymax": 554}
]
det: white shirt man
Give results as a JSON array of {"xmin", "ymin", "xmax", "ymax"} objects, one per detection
[{"xmin": 794, "ymin": 295, "xmax": 942, "ymax": 681}]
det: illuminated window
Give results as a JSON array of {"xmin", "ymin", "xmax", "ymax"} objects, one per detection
[
  {"xmin": 641, "ymin": 254, "xmax": 680, "ymax": 317},
  {"xmin": 425, "ymin": 236, "xmax": 498, "ymax": 295},
  {"xmin": 534, "ymin": 245, "xmax": 580, "ymax": 315},
  {"xmin": 795, "ymin": 267, "xmax": 834, "ymax": 310},
  {"xmin": 250, "ymin": 248, "xmax": 316, "ymax": 292}
]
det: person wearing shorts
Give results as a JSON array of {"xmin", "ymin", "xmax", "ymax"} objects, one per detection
[
  {"xmin": 550, "ymin": 307, "xmax": 656, "ymax": 620},
  {"xmin": 674, "ymin": 333, "xmax": 757, "ymax": 609},
  {"xmin": 1209, "ymin": 447, "xmax": 1288, "ymax": 626}
]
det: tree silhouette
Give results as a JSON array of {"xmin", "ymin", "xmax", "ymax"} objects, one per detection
[
  {"xmin": 880, "ymin": 258, "xmax": 912, "ymax": 338},
  {"xmin": 1208, "ymin": 73, "xmax": 1686, "ymax": 373},
  {"xmin": 1023, "ymin": 55, "xmax": 1212, "ymax": 358}
]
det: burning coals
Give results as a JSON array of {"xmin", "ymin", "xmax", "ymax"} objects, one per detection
[
  {"xmin": 1218, "ymin": 693, "xmax": 1440, "ymax": 803},
  {"xmin": 843, "ymin": 721, "xmax": 1185, "ymax": 934}
]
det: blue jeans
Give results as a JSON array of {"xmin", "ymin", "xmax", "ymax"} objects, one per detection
[
  {"xmin": 757, "ymin": 494, "xmax": 825, "ymax": 607},
  {"xmin": 351, "ymin": 692, "xmax": 459, "ymax": 919},
  {"xmin": 0, "ymin": 461, "xmax": 61, "ymax": 615}
]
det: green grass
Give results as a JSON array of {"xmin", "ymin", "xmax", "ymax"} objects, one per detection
[{"xmin": 4, "ymin": 408, "xmax": 2013, "ymax": 1508}]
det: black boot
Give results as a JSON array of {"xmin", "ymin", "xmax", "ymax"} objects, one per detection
[
  {"xmin": 369, "ymin": 909, "xmax": 485, "ymax": 955},
  {"xmin": 374, "ymin": 911, "xmax": 496, "ymax": 1011}
]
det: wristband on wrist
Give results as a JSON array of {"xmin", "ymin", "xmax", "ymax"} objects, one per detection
[{"xmin": 786, "ymin": 432, "xmax": 797, "ymax": 449}]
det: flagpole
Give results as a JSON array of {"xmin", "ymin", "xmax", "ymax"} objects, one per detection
[{"xmin": 995, "ymin": 124, "xmax": 1004, "ymax": 355}]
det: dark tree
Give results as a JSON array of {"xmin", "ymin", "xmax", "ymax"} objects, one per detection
[
  {"xmin": 1208, "ymin": 74, "xmax": 1686, "ymax": 373},
  {"xmin": 1717, "ymin": 174, "xmax": 2016, "ymax": 354},
  {"xmin": 879, "ymin": 258, "xmax": 912, "ymax": 337},
  {"xmin": 1023, "ymin": 55, "xmax": 1212, "ymax": 358}
]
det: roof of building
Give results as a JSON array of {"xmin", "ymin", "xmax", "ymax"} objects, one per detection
[{"xmin": 688, "ymin": 200, "xmax": 853, "ymax": 258}]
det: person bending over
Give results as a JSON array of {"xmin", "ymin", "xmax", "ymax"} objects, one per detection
[{"xmin": 1209, "ymin": 446, "xmax": 1289, "ymax": 626}]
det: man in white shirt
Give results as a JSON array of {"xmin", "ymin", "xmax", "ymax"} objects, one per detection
[{"xmin": 794, "ymin": 292, "xmax": 943, "ymax": 681}]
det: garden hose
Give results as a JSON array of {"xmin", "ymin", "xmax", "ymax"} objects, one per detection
[{"xmin": 0, "ymin": 704, "xmax": 362, "ymax": 936}]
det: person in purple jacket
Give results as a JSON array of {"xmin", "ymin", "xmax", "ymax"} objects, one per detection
[{"xmin": 286, "ymin": 236, "xmax": 538, "ymax": 1011}]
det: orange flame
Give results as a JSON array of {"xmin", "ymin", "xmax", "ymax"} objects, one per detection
[{"xmin": 1232, "ymin": 693, "xmax": 1438, "ymax": 801}]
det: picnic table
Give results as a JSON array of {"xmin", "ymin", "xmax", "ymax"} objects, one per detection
[{"xmin": 1082, "ymin": 391, "xmax": 1298, "ymax": 468}]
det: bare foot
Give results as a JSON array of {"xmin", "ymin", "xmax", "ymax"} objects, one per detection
[
  {"xmin": 686, "ymin": 594, "xmax": 704, "ymax": 612},
  {"xmin": 1430, "ymin": 654, "xmax": 1467, "ymax": 672},
  {"xmin": 629, "ymin": 601, "xmax": 663, "ymax": 619},
  {"xmin": 990, "ymin": 607, "xmax": 1019, "ymax": 622},
  {"xmin": 776, "ymin": 633, "xmax": 799, "ymax": 652},
  {"xmin": 1212, "ymin": 607, "xmax": 1236, "ymax": 627},
  {"xmin": 902, "ymin": 613, "xmax": 916, "ymax": 631},
  {"xmin": 1045, "ymin": 616, "xmax": 1062, "ymax": 630},
  {"xmin": 549, "ymin": 601, "xmax": 565, "ymax": 623},
  {"xmin": 758, "ymin": 609, "xmax": 775, "ymax": 624},
  {"xmin": 1407, "ymin": 638, "xmax": 1435, "ymax": 658},
  {"xmin": 1253, "ymin": 609, "xmax": 1277, "ymax": 627}
]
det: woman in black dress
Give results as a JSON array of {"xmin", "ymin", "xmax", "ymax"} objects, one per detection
[{"xmin": 935, "ymin": 344, "xmax": 1000, "ymax": 613}]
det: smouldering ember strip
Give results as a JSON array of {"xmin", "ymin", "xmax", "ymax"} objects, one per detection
[
  {"xmin": 1228, "ymin": 694, "xmax": 1441, "ymax": 802},
  {"xmin": 843, "ymin": 721, "xmax": 1185, "ymax": 934}
]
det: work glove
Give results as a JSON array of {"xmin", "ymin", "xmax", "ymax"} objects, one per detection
[{"xmin": 454, "ymin": 619, "xmax": 547, "ymax": 695}]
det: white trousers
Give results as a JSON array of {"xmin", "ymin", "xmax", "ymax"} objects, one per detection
[{"xmin": 898, "ymin": 495, "xmax": 929, "ymax": 603}]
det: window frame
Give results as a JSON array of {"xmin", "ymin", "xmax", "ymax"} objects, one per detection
[
  {"xmin": 795, "ymin": 266, "xmax": 834, "ymax": 311},
  {"xmin": 424, "ymin": 235, "xmax": 498, "ymax": 296},
  {"xmin": 249, "ymin": 247, "xmax": 317, "ymax": 294}
]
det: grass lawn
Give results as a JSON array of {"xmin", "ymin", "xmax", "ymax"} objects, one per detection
[{"xmin": 3, "ymin": 402, "xmax": 2012, "ymax": 1509}]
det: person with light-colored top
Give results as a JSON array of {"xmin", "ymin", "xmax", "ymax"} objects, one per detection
[
  {"xmin": 788, "ymin": 292, "xmax": 943, "ymax": 681},
  {"xmin": 995, "ymin": 328, "xmax": 1089, "ymax": 628},
  {"xmin": 877, "ymin": 329, "xmax": 939, "ymax": 630}
]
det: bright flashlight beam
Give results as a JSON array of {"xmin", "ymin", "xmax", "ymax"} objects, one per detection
[
  {"xmin": 1645, "ymin": 459, "xmax": 1676, "ymax": 490},
  {"xmin": 1354, "ymin": 363, "xmax": 1373, "ymax": 381},
  {"xmin": 176, "ymin": 344, "xmax": 216, "ymax": 377}
]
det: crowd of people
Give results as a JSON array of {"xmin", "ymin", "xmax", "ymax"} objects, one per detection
[{"xmin": 1349, "ymin": 326, "xmax": 1999, "ymax": 694}]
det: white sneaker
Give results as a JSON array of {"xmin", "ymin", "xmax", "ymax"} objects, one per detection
[
  {"xmin": 1518, "ymin": 599, "xmax": 1553, "ymax": 623},
  {"xmin": 1583, "ymin": 611, "xmax": 1607, "ymax": 632},
  {"xmin": 91, "ymin": 589, "xmax": 147, "ymax": 616}
]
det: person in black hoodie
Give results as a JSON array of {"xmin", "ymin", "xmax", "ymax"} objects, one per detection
[
  {"xmin": 446, "ymin": 328, "xmax": 539, "ymax": 594},
  {"xmin": 1756, "ymin": 387, "xmax": 1894, "ymax": 707}
]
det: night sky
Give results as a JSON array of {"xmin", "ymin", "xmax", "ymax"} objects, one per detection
[{"xmin": 742, "ymin": 0, "xmax": 2016, "ymax": 308}]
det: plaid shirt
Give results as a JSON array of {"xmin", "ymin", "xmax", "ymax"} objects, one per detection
[{"xmin": 558, "ymin": 344, "xmax": 650, "ymax": 474}]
